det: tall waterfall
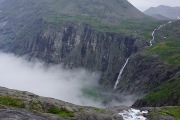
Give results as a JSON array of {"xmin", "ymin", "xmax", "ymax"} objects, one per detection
[{"xmin": 114, "ymin": 58, "xmax": 129, "ymax": 89}]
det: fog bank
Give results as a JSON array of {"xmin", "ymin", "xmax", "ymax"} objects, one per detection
[{"xmin": 0, "ymin": 52, "xmax": 103, "ymax": 107}]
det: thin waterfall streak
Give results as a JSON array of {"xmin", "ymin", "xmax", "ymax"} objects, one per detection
[
  {"xmin": 114, "ymin": 58, "xmax": 129, "ymax": 89},
  {"xmin": 150, "ymin": 21, "xmax": 173, "ymax": 46}
]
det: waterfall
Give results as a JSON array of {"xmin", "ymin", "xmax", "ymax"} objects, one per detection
[
  {"xmin": 150, "ymin": 21, "xmax": 173, "ymax": 46},
  {"xmin": 150, "ymin": 29, "xmax": 156, "ymax": 46},
  {"xmin": 114, "ymin": 58, "xmax": 129, "ymax": 89}
]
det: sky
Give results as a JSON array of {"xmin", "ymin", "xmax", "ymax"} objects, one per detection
[{"xmin": 128, "ymin": 0, "xmax": 180, "ymax": 11}]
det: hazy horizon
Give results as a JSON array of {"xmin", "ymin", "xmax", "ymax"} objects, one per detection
[{"xmin": 128, "ymin": 0, "xmax": 180, "ymax": 11}]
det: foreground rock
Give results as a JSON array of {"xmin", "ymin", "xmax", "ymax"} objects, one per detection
[
  {"xmin": 0, "ymin": 86, "xmax": 120, "ymax": 120},
  {"xmin": 0, "ymin": 108, "xmax": 72, "ymax": 120},
  {"xmin": 0, "ymin": 86, "xmax": 179, "ymax": 120}
]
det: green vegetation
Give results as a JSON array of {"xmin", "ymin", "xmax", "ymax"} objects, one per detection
[
  {"xmin": 141, "ymin": 77, "xmax": 180, "ymax": 106},
  {"xmin": 158, "ymin": 107, "xmax": 180, "ymax": 120},
  {"xmin": 143, "ymin": 79, "xmax": 180, "ymax": 100},
  {"xmin": 29, "ymin": 101, "xmax": 44, "ymax": 112},
  {"xmin": 89, "ymin": 107, "xmax": 105, "ymax": 113},
  {"xmin": 149, "ymin": 20, "xmax": 180, "ymax": 65},
  {"xmin": 48, "ymin": 106, "xmax": 74, "ymax": 117},
  {"xmin": 143, "ymin": 40, "xmax": 180, "ymax": 66},
  {"xmin": 45, "ymin": 14, "xmax": 165, "ymax": 40},
  {"xmin": 0, "ymin": 96, "xmax": 24, "ymax": 108}
]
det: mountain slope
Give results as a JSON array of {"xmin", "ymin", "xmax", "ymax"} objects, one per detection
[
  {"xmin": 145, "ymin": 5, "xmax": 180, "ymax": 20},
  {"xmin": 0, "ymin": 0, "xmax": 152, "ymax": 91},
  {"xmin": 0, "ymin": 0, "xmax": 147, "ymax": 25},
  {"xmin": 131, "ymin": 20, "xmax": 180, "ymax": 107}
]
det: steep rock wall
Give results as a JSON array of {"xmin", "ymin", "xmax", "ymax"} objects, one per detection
[{"xmin": 0, "ymin": 18, "xmax": 146, "ymax": 90}]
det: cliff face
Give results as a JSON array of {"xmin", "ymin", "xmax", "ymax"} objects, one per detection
[
  {"xmin": 0, "ymin": 0, "xmax": 149, "ymax": 91},
  {"xmin": 114, "ymin": 53, "xmax": 180, "ymax": 95},
  {"xmin": 0, "ymin": 17, "xmax": 145, "ymax": 89}
]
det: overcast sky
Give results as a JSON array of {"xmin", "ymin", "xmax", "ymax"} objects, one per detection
[{"xmin": 128, "ymin": 0, "xmax": 180, "ymax": 11}]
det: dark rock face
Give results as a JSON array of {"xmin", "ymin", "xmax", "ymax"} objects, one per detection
[
  {"xmin": 114, "ymin": 53, "xmax": 179, "ymax": 95},
  {"xmin": 0, "ymin": 16, "xmax": 145, "ymax": 90}
]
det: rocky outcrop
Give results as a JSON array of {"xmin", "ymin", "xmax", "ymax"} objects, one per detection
[
  {"xmin": 1, "ymin": 86, "xmax": 179, "ymax": 120},
  {"xmin": 0, "ymin": 86, "xmax": 121, "ymax": 120}
]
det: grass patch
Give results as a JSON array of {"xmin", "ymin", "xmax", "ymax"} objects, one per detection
[
  {"xmin": 91, "ymin": 107, "xmax": 105, "ymax": 113},
  {"xmin": 0, "ymin": 96, "xmax": 24, "ymax": 108},
  {"xmin": 142, "ymin": 78, "xmax": 180, "ymax": 105},
  {"xmin": 44, "ymin": 14, "xmax": 165, "ymax": 40},
  {"xmin": 29, "ymin": 101, "xmax": 44, "ymax": 112},
  {"xmin": 158, "ymin": 107, "xmax": 180, "ymax": 120},
  {"xmin": 48, "ymin": 106, "xmax": 74, "ymax": 117},
  {"xmin": 143, "ymin": 40, "xmax": 180, "ymax": 66}
]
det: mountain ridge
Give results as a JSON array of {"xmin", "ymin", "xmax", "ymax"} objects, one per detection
[
  {"xmin": 0, "ymin": 0, "xmax": 148, "ymax": 25},
  {"xmin": 145, "ymin": 5, "xmax": 180, "ymax": 20}
]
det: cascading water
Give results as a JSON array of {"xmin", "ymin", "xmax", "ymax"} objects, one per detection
[
  {"xmin": 150, "ymin": 21, "xmax": 173, "ymax": 46},
  {"xmin": 150, "ymin": 29, "xmax": 156, "ymax": 46},
  {"xmin": 114, "ymin": 58, "xmax": 129, "ymax": 89},
  {"xmin": 119, "ymin": 108, "xmax": 148, "ymax": 120}
]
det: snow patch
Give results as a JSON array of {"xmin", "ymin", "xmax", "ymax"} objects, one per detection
[{"xmin": 119, "ymin": 108, "xmax": 148, "ymax": 120}]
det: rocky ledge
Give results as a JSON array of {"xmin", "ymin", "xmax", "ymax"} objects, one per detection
[
  {"xmin": 0, "ymin": 86, "xmax": 179, "ymax": 120},
  {"xmin": 0, "ymin": 86, "xmax": 122, "ymax": 120}
]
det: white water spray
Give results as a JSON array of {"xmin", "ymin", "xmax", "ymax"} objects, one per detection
[
  {"xmin": 119, "ymin": 108, "xmax": 148, "ymax": 120},
  {"xmin": 114, "ymin": 58, "xmax": 129, "ymax": 89}
]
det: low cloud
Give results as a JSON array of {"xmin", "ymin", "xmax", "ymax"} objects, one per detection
[{"xmin": 0, "ymin": 52, "xmax": 103, "ymax": 107}]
